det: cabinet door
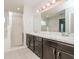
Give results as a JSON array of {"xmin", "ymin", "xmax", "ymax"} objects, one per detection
[
  {"xmin": 34, "ymin": 37, "xmax": 43, "ymax": 58},
  {"xmin": 26, "ymin": 34, "xmax": 34, "ymax": 51},
  {"xmin": 29, "ymin": 35, "xmax": 34, "ymax": 51},
  {"xmin": 56, "ymin": 50, "xmax": 74, "ymax": 59},
  {"xmin": 26, "ymin": 34, "xmax": 30, "ymax": 47},
  {"xmin": 43, "ymin": 40, "xmax": 56, "ymax": 59}
]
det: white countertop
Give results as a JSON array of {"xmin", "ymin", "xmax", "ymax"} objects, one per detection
[{"xmin": 26, "ymin": 32, "xmax": 74, "ymax": 45}]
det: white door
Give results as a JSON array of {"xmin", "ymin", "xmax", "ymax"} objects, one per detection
[{"xmin": 11, "ymin": 13, "xmax": 23, "ymax": 47}]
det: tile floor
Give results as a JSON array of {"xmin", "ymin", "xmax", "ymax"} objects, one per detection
[{"xmin": 4, "ymin": 47, "xmax": 40, "ymax": 59}]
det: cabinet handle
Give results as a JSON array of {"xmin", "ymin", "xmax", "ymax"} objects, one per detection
[
  {"xmin": 57, "ymin": 52, "xmax": 60, "ymax": 56},
  {"xmin": 53, "ymin": 49, "xmax": 55, "ymax": 54},
  {"xmin": 57, "ymin": 52, "xmax": 60, "ymax": 59}
]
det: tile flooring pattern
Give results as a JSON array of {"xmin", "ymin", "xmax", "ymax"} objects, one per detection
[{"xmin": 5, "ymin": 47, "xmax": 40, "ymax": 59}]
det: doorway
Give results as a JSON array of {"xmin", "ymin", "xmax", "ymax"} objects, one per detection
[
  {"xmin": 11, "ymin": 13, "xmax": 23, "ymax": 47},
  {"xmin": 59, "ymin": 18, "xmax": 65, "ymax": 32}
]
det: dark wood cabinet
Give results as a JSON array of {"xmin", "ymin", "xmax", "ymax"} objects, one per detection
[
  {"xmin": 26, "ymin": 34, "xmax": 30, "ymax": 47},
  {"xmin": 29, "ymin": 36, "xmax": 34, "ymax": 51},
  {"xmin": 43, "ymin": 39, "xmax": 74, "ymax": 59},
  {"xmin": 26, "ymin": 34, "xmax": 34, "ymax": 51},
  {"xmin": 26, "ymin": 34, "xmax": 74, "ymax": 59},
  {"xmin": 26, "ymin": 34, "xmax": 43, "ymax": 58},
  {"xmin": 34, "ymin": 36, "xmax": 43, "ymax": 58},
  {"xmin": 56, "ymin": 42, "xmax": 74, "ymax": 59},
  {"xmin": 43, "ymin": 40, "xmax": 56, "ymax": 59},
  {"xmin": 56, "ymin": 50, "xmax": 74, "ymax": 59}
]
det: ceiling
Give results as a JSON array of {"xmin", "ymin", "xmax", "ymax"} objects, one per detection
[
  {"xmin": 4, "ymin": 0, "xmax": 24, "ymax": 13},
  {"xmin": 4, "ymin": 0, "xmax": 67, "ymax": 13},
  {"xmin": 4, "ymin": 0, "xmax": 49, "ymax": 13}
]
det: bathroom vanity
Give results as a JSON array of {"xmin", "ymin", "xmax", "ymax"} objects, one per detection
[
  {"xmin": 26, "ymin": 33, "xmax": 74, "ymax": 59},
  {"xmin": 26, "ymin": 0, "xmax": 74, "ymax": 59}
]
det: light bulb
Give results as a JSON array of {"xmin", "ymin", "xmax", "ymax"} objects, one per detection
[
  {"xmin": 47, "ymin": 3, "xmax": 51, "ymax": 7},
  {"xmin": 51, "ymin": 0, "xmax": 56, "ymax": 4},
  {"xmin": 36, "ymin": 10, "xmax": 39, "ymax": 13},
  {"xmin": 43, "ymin": 6, "xmax": 46, "ymax": 9}
]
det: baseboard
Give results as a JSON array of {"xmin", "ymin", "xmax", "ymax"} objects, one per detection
[{"xmin": 5, "ymin": 46, "xmax": 27, "ymax": 53}]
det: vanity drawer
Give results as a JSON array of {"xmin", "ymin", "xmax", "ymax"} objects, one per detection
[
  {"xmin": 57, "ymin": 42, "xmax": 74, "ymax": 55},
  {"xmin": 43, "ymin": 38, "xmax": 58, "ymax": 48}
]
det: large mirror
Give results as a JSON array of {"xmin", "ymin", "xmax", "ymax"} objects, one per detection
[{"xmin": 41, "ymin": 0, "xmax": 74, "ymax": 33}]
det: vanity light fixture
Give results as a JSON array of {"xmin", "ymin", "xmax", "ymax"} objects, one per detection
[
  {"xmin": 36, "ymin": 0, "xmax": 56, "ymax": 12},
  {"xmin": 39, "ymin": 8, "xmax": 42, "ymax": 11}
]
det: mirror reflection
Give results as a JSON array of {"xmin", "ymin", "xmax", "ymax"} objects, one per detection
[
  {"xmin": 41, "ymin": 10, "xmax": 65, "ymax": 32},
  {"xmin": 41, "ymin": 4, "xmax": 74, "ymax": 33}
]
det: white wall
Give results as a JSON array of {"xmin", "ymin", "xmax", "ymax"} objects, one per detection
[
  {"xmin": 33, "ymin": 13, "xmax": 41, "ymax": 32},
  {"xmin": 4, "ymin": 11, "xmax": 12, "ymax": 51},
  {"xmin": 4, "ymin": 11, "xmax": 9, "ymax": 51},
  {"xmin": 65, "ymin": 7, "xmax": 74, "ymax": 33},
  {"xmin": 71, "ymin": 13, "xmax": 74, "ymax": 33},
  {"xmin": 23, "ymin": 5, "xmax": 34, "ymax": 46},
  {"xmin": 23, "ymin": 3, "xmax": 43, "ymax": 46},
  {"xmin": 4, "ymin": 11, "xmax": 9, "ymax": 39}
]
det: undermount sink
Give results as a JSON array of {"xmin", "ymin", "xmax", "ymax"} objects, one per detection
[
  {"xmin": 62, "ymin": 33, "xmax": 69, "ymax": 37},
  {"xmin": 61, "ymin": 33, "xmax": 74, "ymax": 37}
]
